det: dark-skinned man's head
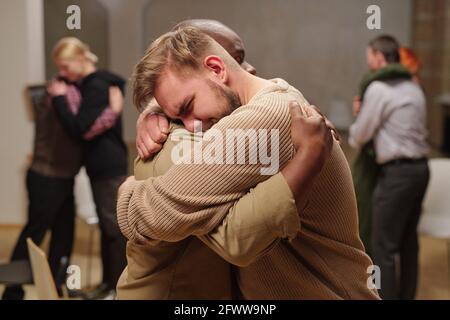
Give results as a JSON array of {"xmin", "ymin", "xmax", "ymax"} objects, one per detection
[
  {"xmin": 133, "ymin": 27, "xmax": 250, "ymax": 132},
  {"xmin": 173, "ymin": 19, "xmax": 256, "ymax": 75}
]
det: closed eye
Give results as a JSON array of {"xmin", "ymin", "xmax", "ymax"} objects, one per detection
[
  {"xmin": 234, "ymin": 55, "xmax": 244, "ymax": 65},
  {"xmin": 179, "ymin": 96, "xmax": 194, "ymax": 117}
]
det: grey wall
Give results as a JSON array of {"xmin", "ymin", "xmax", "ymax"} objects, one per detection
[
  {"xmin": 0, "ymin": 0, "xmax": 413, "ymax": 225},
  {"xmin": 98, "ymin": 0, "xmax": 151, "ymax": 143},
  {"xmin": 44, "ymin": 0, "xmax": 109, "ymax": 80},
  {"xmin": 42, "ymin": 0, "xmax": 413, "ymax": 138},
  {"xmin": 0, "ymin": 0, "xmax": 45, "ymax": 224},
  {"xmin": 143, "ymin": 0, "xmax": 412, "ymax": 128}
]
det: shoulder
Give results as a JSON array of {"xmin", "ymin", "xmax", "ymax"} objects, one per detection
[
  {"xmin": 135, "ymin": 145, "xmax": 176, "ymax": 178},
  {"xmin": 82, "ymin": 74, "xmax": 109, "ymax": 93},
  {"xmin": 396, "ymin": 79, "xmax": 423, "ymax": 94},
  {"xmin": 134, "ymin": 157, "xmax": 156, "ymax": 180},
  {"xmin": 234, "ymin": 85, "xmax": 309, "ymax": 123},
  {"xmin": 366, "ymin": 81, "xmax": 390, "ymax": 95},
  {"xmin": 363, "ymin": 81, "xmax": 394, "ymax": 105},
  {"xmin": 96, "ymin": 70, "xmax": 126, "ymax": 87},
  {"xmin": 394, "ymin": 80, "xmax": 426, "ymax": 105},
  {"xmin": 83, "ymin": 71, "xmax": 125, "ymax": 91}
]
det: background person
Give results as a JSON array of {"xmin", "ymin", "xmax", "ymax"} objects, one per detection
[
  {"xmin": 349, "ymin": 35, "xmax": 429, "ymax": 300},
  {"xmin": 49, "ymin": 37, "xmax": 128, "ymax": 299},
  {"xmin": 2, "ymin": 78, "xmax": 123, "ymax": 300},
  {"xmin": 351, "ymin": 44, "xmax": 423, "ymax": 256}
]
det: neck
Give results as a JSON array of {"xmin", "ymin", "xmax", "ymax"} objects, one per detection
[
  {"xmin": 81, "ymin": 63, "xmax": 96, "ymax": 78},
  {"xmin": 232, "ymin": 70, "xmax": 272, "ymax": 105},
  {"xmin": 377, "ymin": 60, "xmax": 388, "ymax": 70}
]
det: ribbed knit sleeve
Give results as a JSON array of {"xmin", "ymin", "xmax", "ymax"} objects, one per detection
[{"xmin": 117, "ymin": 82, "xmax": 309, "ymax": 242}]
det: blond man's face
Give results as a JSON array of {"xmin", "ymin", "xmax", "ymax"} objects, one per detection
[{"xmin": 154, "ymin": 67, "xmax": 240, "ymax": 132}]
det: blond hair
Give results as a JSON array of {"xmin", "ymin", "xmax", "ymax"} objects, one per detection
[
  {"xmin": 132, "ymin": 27, "xmax": 238, "ymax": 111},
  {"xmin": 52, "ymin": 37, "xmax": 98, "ymax": 64}
]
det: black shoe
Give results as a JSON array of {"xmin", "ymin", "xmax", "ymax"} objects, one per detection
[
  {"xmin": 81, "ymin": 283, "xmax": 111, "ymax": 300},
  {"xmin": 2, "ymin": 285, "xmax": 25, "ymax": 300},
  {"xmin": 97, "ymin": 289, "xmax": 116, "ymax": 300}
]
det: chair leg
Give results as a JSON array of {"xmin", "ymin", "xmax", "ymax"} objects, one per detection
[{"xmin": 86, "ymin": 225, "xmax": 95, "ymax": 289}]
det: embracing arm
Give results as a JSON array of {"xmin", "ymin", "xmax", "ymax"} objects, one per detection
[
  {"xmin": 117, "ymin": 94, "xmax": 332, "ymax": 245},
  {"xmin": 82, "ymin": 107, "xmax": 119, "ymax": 140},
  {"xmin": 52, "ymin": 83, "xmax": 110, "ymax": 138},
  {"xmin": 117, "ymin": 98, "xmax": 301, "ymax": 243},
  {"xmin": 197, "ymin": 102, "xmax": 333, "ymax": 266},
  {"xmin": 197, "ymin": 172, "xmax": 298, "ymax": 267},
  {"xmin": 48, "ymin": 81, "xmax": 122, "ymax": 139},
  {"xmin": 135, "ymin": 143, "xmax": 299, "ymax": 267},
  {"xmin": 130, "ymin": 102, "xmax": 332, "ymax": 266},
  {"xmin": 83, "ymin": 87, "xmax": 123, "ymax": 140},
  {"xmin": 135, "ymin": 99, "xmax": 170, "ymax": 159}
]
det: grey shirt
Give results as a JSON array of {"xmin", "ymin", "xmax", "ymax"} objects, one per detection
[{"xmin": 349, "ymin": 79, "xmax": 429, "ymax": 164}]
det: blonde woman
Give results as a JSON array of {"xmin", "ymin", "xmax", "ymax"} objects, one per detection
[{"xmin": 48, "ymin": 37, "xmax": 128, "ymax": 299}]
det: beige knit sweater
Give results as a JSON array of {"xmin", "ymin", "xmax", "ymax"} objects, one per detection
[{"xmin": 117, "ymin": 78, "xmax": 380, "ymax": 299}]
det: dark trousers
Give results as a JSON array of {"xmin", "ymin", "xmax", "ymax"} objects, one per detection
[
  {"xmin": 2, "ymin": 169, "xmax": 75, "ymax": 300},
  {"xmin": 371, "ymin": 159, "xmax": 429, "ymax": 300},
  {"xmin": 90, "ymin": 175, "xmax": 127, "ymax": 290}
]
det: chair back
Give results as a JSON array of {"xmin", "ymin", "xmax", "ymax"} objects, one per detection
[{"xmin": 26, "ymin": 238, "xmax": 59, "ymax": 300}]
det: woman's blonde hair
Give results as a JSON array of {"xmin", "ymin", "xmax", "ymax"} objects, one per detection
[{"xmin": 52, "ymin": 37, "xmax": 98, "ymax": 64}]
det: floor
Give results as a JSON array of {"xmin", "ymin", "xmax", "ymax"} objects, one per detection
[
  {"xmin": 1, "ymin": 137, "xmax": 449, "ymax": 300},
  {"xmin": 1, "ymin": 222, "xmax": 449, "ymax": 299},
  {"xmin": 0, "ymin": 219, "xmax": 103, "ymax": 300}
]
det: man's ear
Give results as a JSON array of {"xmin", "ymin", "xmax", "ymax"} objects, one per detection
[
  {"xmin": 375, "ymin": 51, "xmax": 386, "ymax": 67},
  {"xmin": 203, "ymin": 55, "xmax": 228, "ymax": 84}
]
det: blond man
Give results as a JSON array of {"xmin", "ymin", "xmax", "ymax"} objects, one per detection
[{"xmin": 118, "ymin": 27, "xmax": 379, "ymax": 299}]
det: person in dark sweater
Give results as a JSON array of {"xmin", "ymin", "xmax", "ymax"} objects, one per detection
[
  {"xmin": 48, "ymin": 37, "xmax": 128, "ymax": 299},
  {"xmin": 1, "ymin": 79, "xmax": 123, "ymax": 300}
]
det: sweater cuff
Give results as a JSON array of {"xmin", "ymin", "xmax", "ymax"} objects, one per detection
[{"xmin": 256, "ymin": 172, "xmax": 300, "ymax": 241}]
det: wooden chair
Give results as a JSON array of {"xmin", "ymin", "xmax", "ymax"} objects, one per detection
[
  {"xmin": 418, "ymin": 158, "xmax": 450, "ymax": 288},
  {"xmin": 26, "ymin": 238, "xmax": 59, "ymax": 300}
]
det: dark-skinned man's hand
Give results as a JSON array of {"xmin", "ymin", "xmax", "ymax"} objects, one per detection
[{"xmin": 136, "ymin": 99, "xmax": 169, "ymax": 160}]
